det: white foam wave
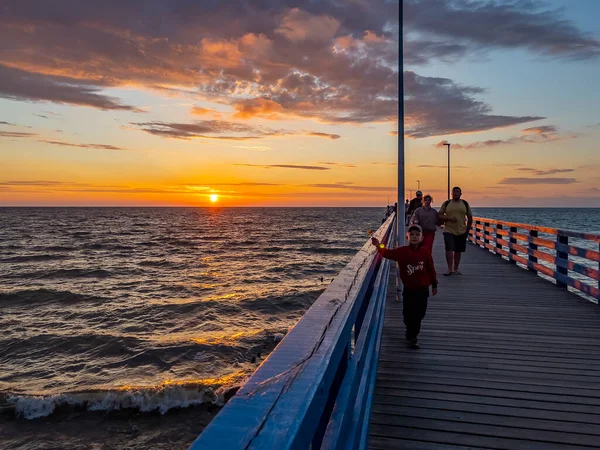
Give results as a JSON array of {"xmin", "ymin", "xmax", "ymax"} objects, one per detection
[{"xmin": 7, "ymin": 382, "xmax": 236, "ymax": 420}]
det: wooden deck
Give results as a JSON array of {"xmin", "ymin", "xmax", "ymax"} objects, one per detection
[{"xmin": 369, "ymin": 231, "xmax": 600, "ymax": 450}]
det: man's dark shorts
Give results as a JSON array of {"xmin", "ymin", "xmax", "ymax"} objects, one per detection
[{"xmin": 443, "ymin": 232, "xmax": 468, "ymax": 253}]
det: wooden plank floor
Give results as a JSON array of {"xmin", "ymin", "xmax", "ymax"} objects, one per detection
[{"xmin": 369, "ymin": 232, "xmax": 600, "ymax": 450}]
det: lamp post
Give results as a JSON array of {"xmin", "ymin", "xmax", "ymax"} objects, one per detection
[
  {"xmin": 397, "ymin": 1, "xmax": 404, "ymax": 244},
  {"xmin": 417, "ymin": 180, "xmax": 420, "ymax": 191},
  {"xmin": 444, "ymin": 143, "xmax": 451, "ymax": 199}
]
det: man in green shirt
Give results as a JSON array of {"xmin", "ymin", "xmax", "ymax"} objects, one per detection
[{"xmin": 438, "ymin": 187, "xmax": 473, "ymax": 276}]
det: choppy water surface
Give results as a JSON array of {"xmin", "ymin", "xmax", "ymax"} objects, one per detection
[
  {"xmin": 0, "ymin": 208, "xmax": 384, "ymax": 420},
  {"xmin": 1, "ymin": 206, "xmax": 599, "ymax": 449}
]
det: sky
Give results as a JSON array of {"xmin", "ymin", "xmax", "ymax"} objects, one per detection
[{"xmin": 1, "ymin": 0, "xmax": 599, "ymax": 207}]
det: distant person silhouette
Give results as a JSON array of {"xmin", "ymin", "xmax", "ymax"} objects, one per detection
[{"xmin": 406, "ymin": 191, "xmax": 423, "ymax": 225}]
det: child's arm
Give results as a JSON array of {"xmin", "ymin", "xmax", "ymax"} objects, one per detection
[
  {"xmin": 371, "ymin": 237, "xmax": 401, "ymax": 261},
  {"xmin": 426, "ymin": 250, "xmax": 438, "ymax": 295}
]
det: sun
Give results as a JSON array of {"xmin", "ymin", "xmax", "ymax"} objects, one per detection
[{"xmin": 209, "ymin": 194, "xmax": 219, "ymax": 203}]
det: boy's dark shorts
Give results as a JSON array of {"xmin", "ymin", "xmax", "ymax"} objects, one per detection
[{"xmin": 443, "ymin": 232, "xmax": 468, "ymax": 253}]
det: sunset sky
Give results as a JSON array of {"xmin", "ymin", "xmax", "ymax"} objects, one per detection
[{"xmin": 1, "ymin": 0, "xmax": 599, "ymax": 207}]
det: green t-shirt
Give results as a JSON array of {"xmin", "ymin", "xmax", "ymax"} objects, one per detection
[{"xmin": 439, "ymin": 199, "xmax": 472, "ymax": 235}]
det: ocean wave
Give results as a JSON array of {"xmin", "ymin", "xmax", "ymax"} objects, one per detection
[
  {"xmin": 298, "ymin": 247, "xmax": 357, "ymax": 255},
  {"xmin": 239, "ymin": 290, "xmax": 322, "ymax": 312},
  {"xmin": 0, "ymin": 289, "xmax": 109, "ymax": 306},
  {"xmin": 30, "ymin": 245, "xmax": 77, "ymax": 252},
  {"xmin": 2, "ymin": 374, "xmax": 247, "ymax": 420},
  {"xmin": 137, "ymin": 259, "xmax": 175, "ymax": 267},
  {"xmin": 35, "ymin": 268, "xmax": 113, "ymax": 279},
  {"xmin": 0, "ymin": 254, "xmax": 68, "ymax": 263},
  {"xmin": 0, "ymin": 333, "xmax": 142, "ymax": 360}
]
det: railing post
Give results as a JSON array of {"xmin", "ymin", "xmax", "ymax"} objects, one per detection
[
  {"xmin": 475, "ymin": 220, "xmax": 480, "ymax": 246},
  {"xmin": 529, "ymin": 230, "xmax": 538, "ymax": 274},
  {"xmin": 556, "ymin": 233, "xmax": 568, "ymax": 289},
  {"xmin": 509, "ymin": 226, "xmax": 517, "ymax": 264},
  {"xmin": 484, "ymin": 222, "xmax": 490, "ymax": 249},
  {"xmin": 496, "ymin": 224, "xmax": 503, "ymax": 256}
]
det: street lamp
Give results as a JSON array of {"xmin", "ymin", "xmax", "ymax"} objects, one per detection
[
  {"xmin": 417, "ymin": 180, "xmax": 421, "ymax": 191},
  {"xmin": 397, "ymin": 2, "xmax": 405, "ymax": 245},
  {"xmin": 444, "ymin": 143, "xmax": 451, "ymax": 199}
]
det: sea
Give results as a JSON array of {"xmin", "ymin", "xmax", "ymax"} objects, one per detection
[{"xmin": 1, "ymin": 206, "xmax": 599, "ymax": 449}]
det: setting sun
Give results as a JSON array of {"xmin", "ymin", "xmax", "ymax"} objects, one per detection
[{"xmin": 209, "ymin": 194, "xmax": 219, "ymax": 203}]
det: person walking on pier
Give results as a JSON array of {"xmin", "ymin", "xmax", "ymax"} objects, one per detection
[
  {"xmin": 410, "ymin": 194, "xmax": 438, "ymax": 253},
  {"xmin": 371, "ymin": 224, "xmax": 438, "ymax": 349},
  {"xmin": 405, "ymin": 191, "xmax": 423, "ymax": 225},
  {"xmin": 438, "ymin": 186, "xmax": 473, "ymax": 276}
]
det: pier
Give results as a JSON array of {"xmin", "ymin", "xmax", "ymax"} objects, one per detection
[{"xmin": 191, "ymin": 214, "xmax": 600, "ymax": 449}]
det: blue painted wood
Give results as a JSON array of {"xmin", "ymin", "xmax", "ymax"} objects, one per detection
[
  {"xmin": 354, "ymin": 232, "xmax": 395, "ymax": 450},
  {"xmin": 320, "ymin": 255, "xmax": 391, "ymax": 449},
  {"xmin": 189, "ymin": 215, "xmax": 396, "ymax": 450}
]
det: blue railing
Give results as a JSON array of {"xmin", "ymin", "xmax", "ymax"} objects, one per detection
[{"xmin": 189, "ymin": 214, "xmax": 396, "ymax": 450}]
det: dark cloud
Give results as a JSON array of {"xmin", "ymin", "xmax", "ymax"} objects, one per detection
[
  {"xmin": 234, "ymin": 164, "xmax": 330, "ymax": 171},
  {"xmin": 0, "ymin": 0, "xmax": 596, "ymax": 134},
  {"xmin": 0, "ymin": 65, "xmax": 142, "ymax": 111},
  {"xmin": 499, "ymin": 177, "xmax": 577, "ymax": 185},
  {"xmin": 404, "ymin": 0, "xmax": 600, "ymax": 63},
  {"xmin": 34, "ymin": 113, "xmax": 49, "ymax": 119},
  {"xmin": 0, "ymin": 121, "xmax": 16, "ymax": 126},
  {"xmin": 522, "ymin": 125, "xmax": 557, "ymax": 134},
  {"xmin": 39, "ymin": 140, "xmax": 127, "ymax": 150},
  {"xmin": 133, "ymin": 120, "xmax": 340, "ymax": 141},
  {"xmin": 407, "ymin": 72, "xmax": 543, "ymax": 138},
  {"xmin": 307, "ymin": 132, "xmax": 340, "ymax": 140}
]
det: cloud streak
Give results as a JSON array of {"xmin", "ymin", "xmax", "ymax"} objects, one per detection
[
  {"xmin": 517, "ymin": 167, "xmax": 575, "ymax": 176},
  {"xmin": 133, "ymin": 120, "xmax": 340, "ymax": 141},
  {"xmin": 303, "ymin": 182, "xmax": 393, "ymax": 191},
  {"xmin": 39, "ymin": 140, "xmax": 128, "ymax": 150},
  {"xmin": 499, "ymin": 177, "xmax": 577, "ymax": 185},
  {"xmin": 434, "ymin": 125, "xmax": 576, "ymax": 149},
  {"xmin": 0, "ymin": 65, "xmax": 142, "ymax": 111},
  {"xmin": 234, "ymin": 164, "xmax": 330, "ymax": 171},
  {"xmin": 0, "ymin": 131, "xmax": 38, "ymax": 138}
]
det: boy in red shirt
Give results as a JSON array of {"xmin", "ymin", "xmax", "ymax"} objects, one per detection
[{"xmin": 371, "ymin": 224, "xmax": 438, "ymax": 349}]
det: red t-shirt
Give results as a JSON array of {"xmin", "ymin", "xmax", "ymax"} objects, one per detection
[{"xmin": 378, "ymin": 244, "xmax": 438, "ymax": 290}]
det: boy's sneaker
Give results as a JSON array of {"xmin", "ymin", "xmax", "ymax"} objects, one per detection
[{"xmin": 407, "ymin": 338, "xmax": 420, "ymax": 349}]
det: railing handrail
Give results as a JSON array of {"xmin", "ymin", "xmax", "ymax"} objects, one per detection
[
  {"xmin": 472, "ymin": 216, "xmax": 600, "ymax": 243},
  {"xmin": 189, "ymin": 214, "xmax": 396, "ymax": 449},
  {"xmin": 470, "ymin": 217, "xmax": 599, "ymax": 302}
]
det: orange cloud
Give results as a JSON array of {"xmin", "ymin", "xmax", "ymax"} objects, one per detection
[
  {"xmin": 190, "ymin": 107, "xmax": 215, "ymax": 116},
  {"xmin": 233, "ymin": 98, "xmax": 286, "ymax": 120}
]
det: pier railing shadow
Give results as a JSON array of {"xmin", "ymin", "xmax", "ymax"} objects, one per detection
[
  {"xmin": 189, "ymin": 214, "xmax": 397, "ymax": 450},
  {"xmin": 469, "ymin": 217, "xmax": 600, "ymax": 303}
]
